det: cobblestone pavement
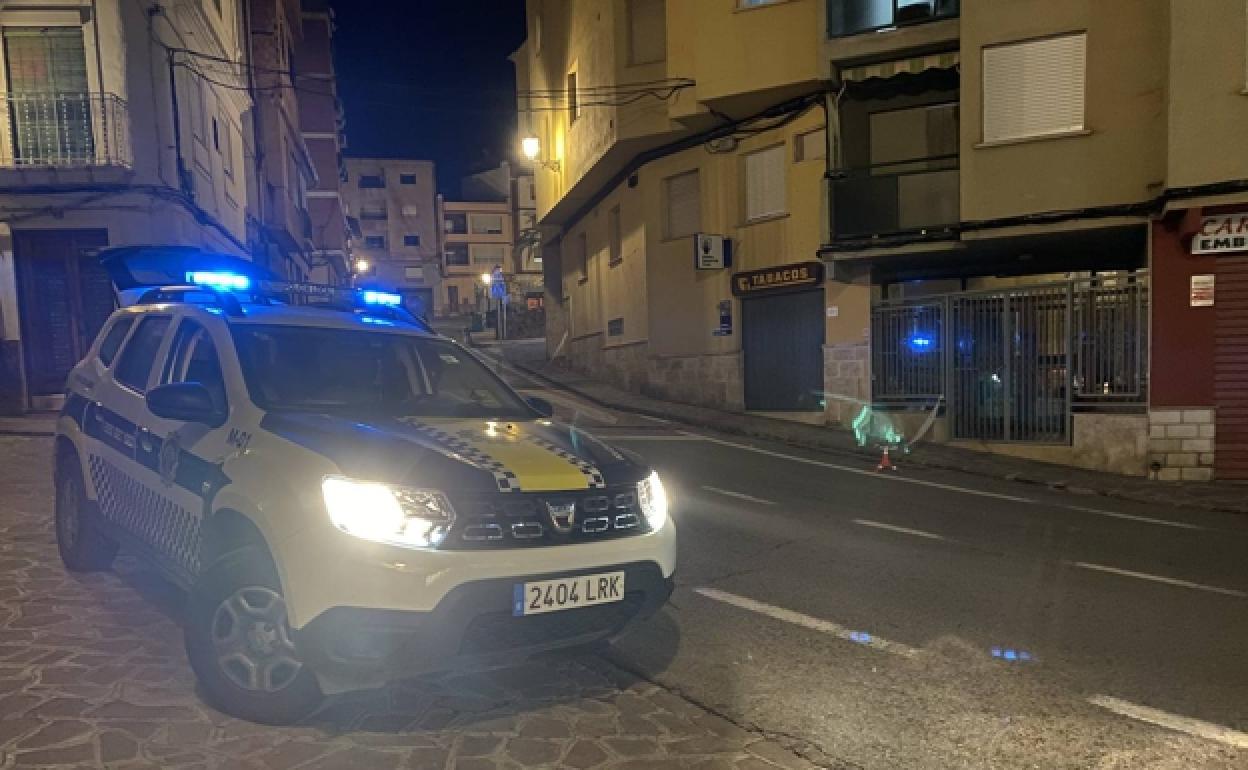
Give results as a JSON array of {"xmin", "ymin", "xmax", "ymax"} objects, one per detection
[{"xmin": 0, "ymin": 437, "xmax": 817, "ymax": 770}]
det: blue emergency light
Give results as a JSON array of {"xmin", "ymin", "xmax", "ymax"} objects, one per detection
[
  {"xmin": 186, "ymin": 271, "xmax": 251, "ymax": 291},
  {"xmin": 360, "ymin": 290, "xmax": 402, "ymax": 307}
]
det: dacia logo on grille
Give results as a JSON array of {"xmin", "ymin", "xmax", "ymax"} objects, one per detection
[{"xmin": 545, "ymin": 501, "xmax": 577, "ymax": 534}]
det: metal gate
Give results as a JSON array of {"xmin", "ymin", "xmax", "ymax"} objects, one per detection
[
  {"xmin": 950, "ymin": 285, "xmax": 1071, "ymax": 442},
  {"xmin": 871, "ymin": 276, "xmax": 1148, "ymax": 444}
]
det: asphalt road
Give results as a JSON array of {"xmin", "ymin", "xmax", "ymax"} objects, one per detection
[{"xmin": 508, "ymin": 368, "xmax": 1248, "ymax": 770}]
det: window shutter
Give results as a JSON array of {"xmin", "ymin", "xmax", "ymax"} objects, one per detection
[
  {"xmin": 665, "ymin": 171, "xmax": 700, "ymax": 239},
  {"xmin": 629, "ymin": 0, "xmax": 667, "ymax": 65},
  {"xmin": 746, "ymin": 145, "xmax": 786, "ymax": 221},
  {"xmin": 983, "ymin": 33, "xmax": 1087, "ymax": 144}
]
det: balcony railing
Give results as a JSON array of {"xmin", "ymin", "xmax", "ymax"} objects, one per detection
[
  {"xmin": 828, "ymin": 153, "xmax": 958, "ymax": 240},
  {"xmin": 0, "ymin": 92, "xmax": 131, "ymax": 169},
  {"xmin": 828, "ymin": 0, "xmax": 958, "ymax": 38}
]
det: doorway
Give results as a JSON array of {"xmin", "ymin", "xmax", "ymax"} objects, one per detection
[
  {"xmin": 14, "ymin": 229, "xmax": 111, "ymax": 399},
  {"xmin": 742, "ymin": 290, "xmax": 825, "ymax": 411}
]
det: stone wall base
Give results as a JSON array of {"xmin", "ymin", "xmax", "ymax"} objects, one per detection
[
  {"xmin": 824, "ymin": 342, "xmax": 870, "ymax": 427},
  {"xmin": 1149, "ymin": 408, "xmax": 1215, "ymax": 481},
  {"xmin": 563, "ymin": 336, "xmax": 744, "ymax": 412}
]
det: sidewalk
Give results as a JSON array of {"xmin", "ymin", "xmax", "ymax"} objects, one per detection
[
  {"xmin": 0, "ymin": 412, "xmax": 55, "ymax": 437},
  {"xmin": 479, "ymin": 342, "xmax": 1248, "ymax": 516}
]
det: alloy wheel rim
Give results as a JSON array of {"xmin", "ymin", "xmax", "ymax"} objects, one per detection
[{"xmin": 210, "ymin": 586, "xmax": 303, "ymax": 693}]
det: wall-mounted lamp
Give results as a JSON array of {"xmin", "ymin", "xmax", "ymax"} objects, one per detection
[{"xmin": 521, "ymin": 135, "xmax": 560, "ymax": 172}]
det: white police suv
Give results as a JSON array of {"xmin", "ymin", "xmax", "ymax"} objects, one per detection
[{"xmin": 54, "ymin": 256, "xmax": 675, "ymax": 724}]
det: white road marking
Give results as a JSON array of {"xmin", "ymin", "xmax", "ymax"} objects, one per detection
[
  {"xmin": 636, "ymin": 413, "xmax": 672, "ymax": 424},
  {"xmin": 1069, "ymin": 561, "xmax": 1247, "ymax": 598},
  {"xmin": 679, "ymin": 432, "xmax": 1035, "ymax": 504},
  {"xmin": 1062, "ymin": 505, "xmax": 1204, "ymax": 531},
  {"xmin": 854, "ymin": 519, "xmax": 948, "ymax": 541},
  {"xmin": 701, "ymin": 486, "xmax": 776, "ymax": 505},
  {"xmin": 1088, "ymin": 695, "xmax": 1248, "ymax": 749},
  {"xmin": 696, "ymin": 587, "xmax": 919, "ymax": 658},
  {"xmin": 607, "ymin": 435, "xmax": 706, "ymax": 441}
]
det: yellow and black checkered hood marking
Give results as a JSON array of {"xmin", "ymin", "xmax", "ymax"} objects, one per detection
[{"xmin": 397, "ymin": 418, "xmax": 606, "ymax": 493}]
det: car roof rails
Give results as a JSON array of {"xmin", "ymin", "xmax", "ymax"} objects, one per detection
[{"xmin": 135, "ymin": 285, "xmax": 246, "ymax": 318}]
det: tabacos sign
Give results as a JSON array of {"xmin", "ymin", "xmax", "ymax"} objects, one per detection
[
  {"xmin": 732, "ymin": 261, "xmax": 824, "ymax": 297},
  {"xmin": 1192, "ymin": 213, "xmax": 1248, "ymax": 255}
]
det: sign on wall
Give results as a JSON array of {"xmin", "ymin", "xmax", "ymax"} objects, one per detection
[
  {"xmin": 731, "ymin": 262, "xmax": 825, "ymax": 297},
  {"xmin": 694, "ymin": 234, "xmax": 733, "ymax": 270},
  {"xmin": 1192, "ymin": 213, "xmax": 1248, "ymax": 255},
  {"xmin": 1190, "ymin": 274, "xmax": 1215, "ymax": 307}
]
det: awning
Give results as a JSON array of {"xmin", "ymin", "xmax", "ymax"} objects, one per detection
[{"xmin": 839, "ymin": 51, "xmax": 960, "ymax": 84}]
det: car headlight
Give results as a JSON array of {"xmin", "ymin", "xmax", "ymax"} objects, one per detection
[
  {"xmin": 321, "ymin": 477, "xmax": 455, "ymax": 549},
  {"xmin": 638, "ymin": 471, "xmax": 669, "ymax": 531}
]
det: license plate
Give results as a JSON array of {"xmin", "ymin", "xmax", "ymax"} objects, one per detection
[{"xmin": 513, "ymin": 571, "xmax": 625, "ymax": 616}]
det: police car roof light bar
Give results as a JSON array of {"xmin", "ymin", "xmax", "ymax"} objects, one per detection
[{"xmin": 135, "ymin": 285, "xmax": 246, "ymax": 317}]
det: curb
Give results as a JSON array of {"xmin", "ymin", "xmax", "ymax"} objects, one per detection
[{"xmin": 507, "ymin": 360, "xmax": 1248, "ymax": 518}]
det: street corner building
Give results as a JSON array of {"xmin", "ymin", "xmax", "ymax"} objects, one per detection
[
  {"xmin": 512, "ymin": 0, "xmax": 1248, "ymax": 482},
  {"xmin": 0, "ymin": 0, "xmax": 351, "ymax": 415}
]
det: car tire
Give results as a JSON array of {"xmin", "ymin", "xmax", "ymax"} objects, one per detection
[
  {"xmin": 184, "ymin": 546, "xmax": 323, "ymax": 725},
  {"xmin": 54, "ymin": 462, "xmax": 118, "ymax": 573}
]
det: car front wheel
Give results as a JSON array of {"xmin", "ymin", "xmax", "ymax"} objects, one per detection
[{"xmin": 184, "ymin": 546, "xmax": 323, "ymax": 725}]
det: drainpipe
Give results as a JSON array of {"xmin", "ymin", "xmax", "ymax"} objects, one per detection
[
  {"xmin": 89, "ymin": 0, "xmax": 109, "ymax": 162},
  {"xmin": 166, "ymin": 50, "xmax": 188, "ymax": 195}
]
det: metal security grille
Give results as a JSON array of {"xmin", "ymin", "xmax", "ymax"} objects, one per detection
[{"xmin": 871, "ymin": 275, "xmax": 1148, "ymax": 444}]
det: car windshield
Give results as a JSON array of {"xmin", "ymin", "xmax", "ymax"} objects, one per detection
[{"xmin": 232, "ymin": 325, "xmax": 533, "ymax": 419}]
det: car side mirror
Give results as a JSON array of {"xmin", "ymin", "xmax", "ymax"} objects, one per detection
[
  {"xmin": 526, "ymin": 396, "xmax": 554, "ymax": 418},
  {"xmin": 147, "ymin": 383, "xmax": 224, "ymax": 427}
]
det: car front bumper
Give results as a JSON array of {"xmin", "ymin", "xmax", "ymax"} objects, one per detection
[{"xmin": 292, "ymin": 561, "xmax": 673, "ymax": 692}]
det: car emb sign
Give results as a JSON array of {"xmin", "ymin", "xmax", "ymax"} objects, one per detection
[{"xmin": 1192, "ymin": 213, "xmax": 1248, "ymax": 255}]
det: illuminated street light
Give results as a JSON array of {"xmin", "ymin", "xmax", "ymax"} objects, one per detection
[
  {"xmin": 520, "ymin": 134, "xmax": 560, "ymax": 172},
  {"xmin": 355, "ymin": 258, "xmax": 371, "ymax": 273},
  {"xmin": 480, "ymin": 272, "xmax": 493, "ymax": 285}
]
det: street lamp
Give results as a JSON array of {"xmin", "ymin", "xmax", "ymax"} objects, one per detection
[
  {"xmin": 521, "ymin": 135, "xmax": 560, "ymax": 172},
  {"xmin": 480, "ymin": 272, "xmax": 493, "ymax": 286},
  {"xmin": 355, "ymin": 258, "xmax": 371, "ymax": 274}
]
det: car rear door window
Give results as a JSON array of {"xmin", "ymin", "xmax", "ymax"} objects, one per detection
[
  {"xmin": 113, "ymin": 316, "xmax": 171, "ymax": 392},
  {"xmin": 161, "ymin": 320, "xmax": 227, "ymax": 412},
  {"xmin": 97, "ymin": 317, "xmax": 135, "ymax": 367}
]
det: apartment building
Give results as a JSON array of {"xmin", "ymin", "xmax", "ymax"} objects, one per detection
[
  {"xmin": 341, "ymin": 157, "xmax": 440, "ymax": 316},
  {"xmin": 516, "ymin": 0, "xmax": 1248, "ymax": 479},
  {"xmin": 294, "ymin": 0, "xmax": 350, "ymax": 285},
  {"xmin": 0, "ymin": 0, "xmax": 253, "ymax": 413},
  {"xmin": 246, "ymin": 0, "xmax": 319, "ymax": 282},
  {"xmin": 438, "ymin": 192, "xmax": 514, "ymax": 318}
]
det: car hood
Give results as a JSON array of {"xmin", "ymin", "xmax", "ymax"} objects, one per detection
[{"xmin": 259, "ymin": 412, "xmax": 647, "ymax": 492}]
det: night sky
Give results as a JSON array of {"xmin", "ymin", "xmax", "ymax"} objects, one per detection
[{"xmin": 330, "ymin": 0, "xmax": 528, "ymax": 195}]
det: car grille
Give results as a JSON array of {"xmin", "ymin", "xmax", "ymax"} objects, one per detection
[
  {"xmin": 458, "ymin": 594, "xmax": 646, "ymax": 654},
  {"xmin": 441, "ymin": 487, "xmax": 650, "ymax": 550}
]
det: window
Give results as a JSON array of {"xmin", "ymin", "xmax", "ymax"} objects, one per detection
[
  {"xmin": 405, "ymin": 266, "xmax": 424, "ymax": 281},
  {"xmin": 740, "ymin": 0, "xmax": 783, "ymax": 6},
  {"xmin": 358, "ymin": 174, "xmax": 385, "ymax": 189},
  {"xmin": 518, "ymin": 177, "xmax": 536, "ymax": 207},
  {"xmin": 745, "ymin": 145, "xmax": 786, "ymax": 222},
  {"xmin": 444, "ymin": 212, "xmax": 468, "ymax": 234},
  {"xmin": 403, "ymin": 234, "xmax": 421, "ymax": 247},
  {"xmin": 447, "ymin": 285, "xmax": 460, "ymax": 309},
  {"xmin": 519, "ymin": 210, "xmax": 537, "ymax": 231},
  {"xmin": 471, "ymin": 243, "xmax": 507, "ymax": 264},
  {"xmin": 360, "ymin": 205, "xmax": 388, "ymax": 220},
  {"xmin": 628, "ymin": 0, "xmax": 667, "ymax": 65},
  {"xmin": 608, "ymin": 206, "xmax": 623, "ymax": 265},
  {"xmin": 2, "ymin": 28, "xmax": 92, "ymax": 163},
  {"xmin": 399, "ymin": 173, "xmax": 418, "ymax": 185},
  {"xmin": 364, "ymin": 235, "xmax": 386, "ymax": 249},
  {"xmin": 469, "ymin": 213, "xmax": 505, "ymax": 235},
  {"xmin": 232, "ymin": 327, "xmax": 532, "ymax": 418},
  {"xmin": 162, "ymin": 320, "xmax": 226, "ymax": 411},
  {"xmin": 401, "ymin": 205, "xmax": 424, "ymax": 217},
  {"xmin": 222, "ymin": 120, "xmax": 235, "ymax": 179},
  {"xmin": 213, "ymin": 117, "xmax": 222, "ymax": 153},
  {"xmin": 445, "ymin": 243, "xmax": 470, "ymax": 266},
  {"xmin": 664, "ymin": 171, "xmax": 701, "ymax": 239},
  {"xmin": 115, "ymin": 316, "xmax": 172, "ymax": 392},
  {"xmin": 567, "ymin": 71, "xmax": 580, "ymax": 122},
  {"xmin": 983, "ymin": 32, "xmax": 1087, "ymax": 144},
  {"xmin": 576, "ymin": 232, "xmax": 589, "ymax": 280},
  {"xmin": 97, "ymin": 318, "xmax": 135, "ymax": 367},
  {"xmin": 795, "ymin": 127, "xmax": 827, "ymax": 162}
]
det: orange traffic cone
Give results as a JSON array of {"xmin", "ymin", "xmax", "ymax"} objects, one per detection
[{"xmin": 877, "ymin": 446, "xmax": 898, "ymax": 472}]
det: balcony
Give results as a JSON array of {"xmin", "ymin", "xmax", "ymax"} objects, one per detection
[
  {"xmin": 0, "ymin": 93, "xmax": 131, "ymax": 169},
  {"xmin": 828, "ymin": 0, "xmax": 958, "ymax": 38},
  {"xmin": 828, "ymin": 153, "xmax": 959, "ymax": 241}
]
